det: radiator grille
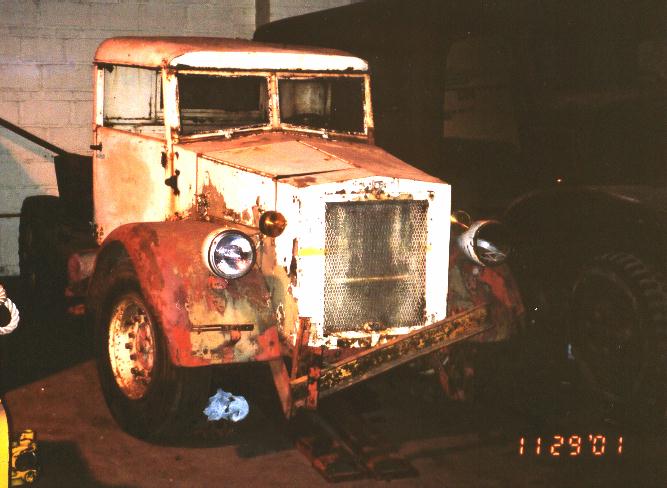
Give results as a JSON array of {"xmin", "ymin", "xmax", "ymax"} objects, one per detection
[{"xmin": 323, "ymin": 200, "xmax": 428, "ymax": 334}]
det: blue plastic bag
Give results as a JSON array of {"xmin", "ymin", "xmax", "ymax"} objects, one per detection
[{"xmin": 203, "ymin": 388, "xmax": 249, "ymax": 422}]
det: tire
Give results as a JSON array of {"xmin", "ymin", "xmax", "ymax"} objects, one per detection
[
  {"xmin": 18, "ymin": 196, "xmax": 66, "ymax": 311},
  {"xmin": 95, "ymin": 259, "xmax": 211, "ymax": 439},
  {"xmin": 570, "ymin": 252, "xmax": 666, "ymax": 427}
]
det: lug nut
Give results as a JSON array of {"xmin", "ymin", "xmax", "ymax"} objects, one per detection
[{"xmin": 131, "ymin": 367, "xmax": 145, "ymax": 377}]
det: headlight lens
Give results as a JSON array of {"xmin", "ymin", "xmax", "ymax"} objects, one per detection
[
  {"xmin": 207, "ymin": 230, "xmax": 255, "ymax": 279},
  {"xmin": 458, "ymin": 220, "xmax": 511, "ymax": 266}
]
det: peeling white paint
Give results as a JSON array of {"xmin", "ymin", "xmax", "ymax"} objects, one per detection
[{"xmin": 171, "ymin": 51, "xmax": 368, "ymax": 72}]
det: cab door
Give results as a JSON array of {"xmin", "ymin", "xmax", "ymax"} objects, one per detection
[{"xmin": 92, "ymin": 65, "xmax": 172, "ymax": 241}]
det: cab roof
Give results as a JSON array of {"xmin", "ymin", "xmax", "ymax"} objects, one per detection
[{"xmin": 94, "ymin": 37, "xmax": 368, "ymax": 72}]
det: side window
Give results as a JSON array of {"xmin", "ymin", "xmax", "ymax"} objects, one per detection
[{"xmin": 103, "ymin": 65, "xmax": 163, "ymax": 133}]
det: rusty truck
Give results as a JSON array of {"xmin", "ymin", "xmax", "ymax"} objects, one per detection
[{"xmin": 16, "ymin": 37, "xmax": 524, "ymax": 444}]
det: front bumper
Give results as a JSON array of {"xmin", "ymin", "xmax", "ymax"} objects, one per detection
[{"xmin": 281, "ymin": 305, "xmax": 490, "ymax": 415}]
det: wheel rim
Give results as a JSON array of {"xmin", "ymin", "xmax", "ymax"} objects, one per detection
[
  {"xmin": 571, "ymin": 270, "xmax": 642, "ymax": 401},
  {"xmin": 108, "ymin": 294, "xmax": 156, "ymax": 400}
]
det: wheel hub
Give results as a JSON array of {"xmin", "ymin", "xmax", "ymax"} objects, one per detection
[{"xmin": 108, "ymin": 295, "xmax": 156, "ymax": 400}]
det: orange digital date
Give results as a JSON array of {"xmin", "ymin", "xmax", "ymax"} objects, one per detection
[{"xmin": 519, "ymin": 435, "xmax": 623, "ymax": 456}]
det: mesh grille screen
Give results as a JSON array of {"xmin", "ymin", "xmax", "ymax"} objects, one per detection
[{"xmin": 323, "ymin": 200, "xmax": 428, "ymax": 334}]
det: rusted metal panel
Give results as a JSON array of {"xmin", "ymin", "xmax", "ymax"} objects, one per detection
[
  {"xmin": 95, "ymin": 37, "xmax": 368, "ymax": 72},
  {"xmin": 91, "ymin": 221, "xmax": 282, "ymax": 367},
  {"xmin": 269, "ymin": 358, "xmax": 293, "ymax": 418},
  {"xmin": 191, "ymin": 153, "xmax": 276, "ymax": 226},
  {"xmin": 290, "ymin": 305, "xmax": 489, "ymax": 406},
  {"xmin": 447, "ymin": 243, "xmax": 525, "ymax": 342}
]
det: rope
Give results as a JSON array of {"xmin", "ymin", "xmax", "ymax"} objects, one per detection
[{"xmin": 0, "ymin": 285, "xmax": 19, "ymax": 335}]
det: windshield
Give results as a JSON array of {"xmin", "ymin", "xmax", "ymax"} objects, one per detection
[
  {"xmin": 278, "ymin": 77, "xmax": 365, "ymax": 134},
  {"xmin": 176, "ymin": 73, "xmax": 368, "ymax": 137},
  {"xmin": 177, "ymin": 74, "xmax": 269, "ymax": 136}
]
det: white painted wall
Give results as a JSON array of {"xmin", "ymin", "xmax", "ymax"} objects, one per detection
[{"xmin": 0, "ymin": 0, "xmax": 353, "ymax": 276}]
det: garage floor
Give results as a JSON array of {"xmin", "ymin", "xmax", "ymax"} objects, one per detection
[{"xmin": 1, "ymin": 278, "xmax": 664, "ymax": 487}]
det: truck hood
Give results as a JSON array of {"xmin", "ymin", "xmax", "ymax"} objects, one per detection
[{"xmin": 179, "ymin": 132, "xmax": 441, "ymax": 187}]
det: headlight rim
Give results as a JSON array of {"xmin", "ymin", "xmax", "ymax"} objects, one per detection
[
  {"xmin": 458, "ymin": 219, "xmax": 512, "ymax": 267},
  {"xmin": 206, "ymin": 229, "xmax": 256, "ymax": 280}
]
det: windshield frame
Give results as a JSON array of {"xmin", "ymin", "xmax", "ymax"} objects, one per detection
[
  {"xmin": 276, "ymin": 72, "xmax": 372, "ymax": 139},
  {"xmin": 169, "ymin": 69, "xmax": 373, "ymax": 142}
]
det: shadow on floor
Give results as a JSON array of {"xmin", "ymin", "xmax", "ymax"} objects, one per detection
[
  {"xmin": 1, "ymin": 277, "xmax": 94, "ymax": 393},
  {"xmin": 32, "ymin": 440, "xmax": 134, "ymax": 488}
]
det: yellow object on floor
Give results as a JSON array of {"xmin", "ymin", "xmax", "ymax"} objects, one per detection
[
  {"xmin": 0, "ymin": 401, "xmax": 8, "ymax": 488},
  {"xmin": 9, "ymin": 430, "xmax": 37, "ymax": 486}
]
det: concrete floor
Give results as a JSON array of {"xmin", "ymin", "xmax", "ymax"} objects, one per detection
[{"xmin": 1, "ymin": 278, "xmax": 664, "ymax": 487}]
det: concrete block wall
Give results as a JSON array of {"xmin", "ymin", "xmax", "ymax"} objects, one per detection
[
  {"xmin": 0, "ymin": 0, "xmax": 354, "ymax": 276},
  {"xmin": 268, "ymin": 0, "xmax": 354, "ymax": 22}
]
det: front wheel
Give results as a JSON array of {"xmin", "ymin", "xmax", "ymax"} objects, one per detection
[
  {"xmin": 570, "ymin": 253, "xmax": 666, "ymax": 427},
  {"xmin": 95, "ymin": 262, "xmax": 211, "ymax": 439}
]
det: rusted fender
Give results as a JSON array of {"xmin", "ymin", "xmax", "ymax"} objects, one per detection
[
  {"xmin": 447, "ymin": 243, "xmax": 525, "ymax": 342},
  {"xmin": 88, "ymin": 221, "xmax": 281, "ymax": 367}
]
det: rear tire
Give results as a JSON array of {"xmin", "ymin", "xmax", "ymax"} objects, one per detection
[
  {"xmin": 95, "ymin": 260, "xmax": 211, "ymax": 439},
  {"xmin": 570, "ymin": 253, "xmax": 666, "ymax": 427}
]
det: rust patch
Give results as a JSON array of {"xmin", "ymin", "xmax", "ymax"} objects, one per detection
[
  {"xmin": 195, "ymin": 193, "xmax": 209, "ymax": 221},
  {"xmin": 129, "ymin": 224, "xmax": 164, "ymax": 291},
  {"xmin": 174, "ymin": 285, "xmax": 188, "ymax": 310},
  {"xmin": 291, "ymin": 176, "xmax": 318, "ymax": 187},
  {"xmin": 447, "ymin": 244, "xmax": 524, "ymax": 342},
  {"xmin": 200, "ymin": 182, "xmax": 243, "ymax": 222},
  {"xmin": 254, "ymin": 326, "xmax": 281, "ymax": 360},
  {"xmin": 225, "ymin": 267, "xmax": 271, "ymax": 307},
  {"xmin": 251, "ymin": 196, "xmax": 263, "ymax": 227},
  {"xmin": 205, "ymin": 292, "xmax": 227, "ymax": 315},
  {"xmin": 207, "ymin": 275, "xmax": 228, "ymax": 291}
]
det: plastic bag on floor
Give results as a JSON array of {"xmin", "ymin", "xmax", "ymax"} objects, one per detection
[{"xmin": 203, "ymin": 388, "xmax": 249, "ymax": 422}]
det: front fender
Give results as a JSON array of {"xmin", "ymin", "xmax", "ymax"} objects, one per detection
[
  {"xmin": 89, "ymin": 221, "xmax": 281, "ymax": 367},
  {"xmin": 448, "ymin": 243, "xmax": 525, "ymax": 342}
]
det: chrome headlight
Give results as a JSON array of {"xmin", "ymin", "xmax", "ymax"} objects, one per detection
[
  {"xmin": 206, "ymin": 230, "xmax": 255, "ymax": 279},
  {"xmin": 458, "ymin": 220, "xmax": 511, "ymax": 266}
]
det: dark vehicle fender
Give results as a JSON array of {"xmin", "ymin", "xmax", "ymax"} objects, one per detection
[
  {"xmin": 87, "ymin": 221, "xmax": 281, "ymax": 367},
  {"xmin": 505, "ymin": 187, "xmax": 667, "ymax": 275}
]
